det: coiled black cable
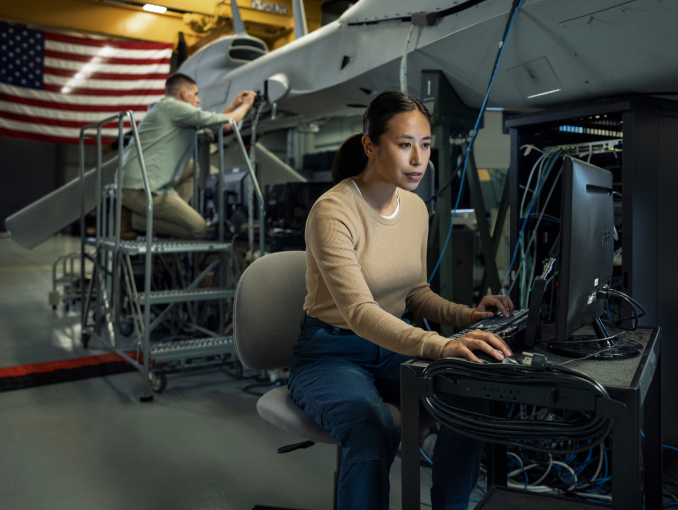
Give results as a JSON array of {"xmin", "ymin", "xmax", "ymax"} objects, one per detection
[{"xmin": 420, "ymin": 359, "xmax": 615, "ymax": 454}]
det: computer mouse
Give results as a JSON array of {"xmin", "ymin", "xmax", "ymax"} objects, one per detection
[{"xmin": 473, "ymin": 350, "xmax": 520, "ymax": 365}]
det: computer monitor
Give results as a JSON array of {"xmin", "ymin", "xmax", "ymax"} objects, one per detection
[
  {"xmin": 204, "ymin": 165, "xmax": 250, "ymax": 229},
  {"xmin": 545, "ymin": 156, "xmax": 641, "ymax": 358},
  {"xmin": 221, "ymin": 165, "xmax": 250, "ymax": 208},
  {"xmin": 265, "ymin": 181, "xmax": 333, "ymax": 231}
]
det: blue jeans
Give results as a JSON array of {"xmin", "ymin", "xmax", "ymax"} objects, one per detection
[{"xmin": 288, "ymin": 314, "xmax": 485, "ymax": 510}]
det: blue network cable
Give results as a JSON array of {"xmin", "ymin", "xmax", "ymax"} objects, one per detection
[
  {"xmin": 498, "ymin": 157, "xmax": 559, "ymax": 295},
  {"xmin": 420, "ymin": 446, "xmax": 434, "ymax": 465},
  {"xmin": 428, "ymin": 0, "xmax": 524, "ymax": 285}
]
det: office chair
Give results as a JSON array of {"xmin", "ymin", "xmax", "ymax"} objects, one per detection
[{"xmin": 233, "ymin": 250, "xmax": 432, "ymax": 510}]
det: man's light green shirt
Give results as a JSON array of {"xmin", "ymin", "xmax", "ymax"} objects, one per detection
[{"xmin": 121, "ymin": 96, "xmax": 225, "ymax": 195}]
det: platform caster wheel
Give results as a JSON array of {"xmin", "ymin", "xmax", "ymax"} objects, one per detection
[
  {"xmin": 82, "ymin": 332, "xmax": 90, "ymax": 348},
  {"xmin": 119, "ymin": 318, "xmax": 134, "ymax": 337},
  {"xmin": 149, "ymin": 371, "xmax": 167, "ymax": 393}
]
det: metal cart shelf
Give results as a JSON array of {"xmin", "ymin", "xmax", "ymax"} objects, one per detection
[{"xmin": 90, "ymin": 237, "xmax": 235, "ymax": 255}]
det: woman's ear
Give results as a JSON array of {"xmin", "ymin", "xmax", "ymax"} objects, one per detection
[{"xmin": 361, "ymin": 134, "xmax": 374, "ymax": 159}]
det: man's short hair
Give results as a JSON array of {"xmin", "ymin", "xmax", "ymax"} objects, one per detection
[{"xmin": 165, "ymin": 73, "xmax": 197, "ymax": 97}]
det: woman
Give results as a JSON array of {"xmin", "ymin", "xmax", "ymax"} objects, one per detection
[{"xmin": 288, "ymin": 91, "xmax": 514, "ymax": 510}]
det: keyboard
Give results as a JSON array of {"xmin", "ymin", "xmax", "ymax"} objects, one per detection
[{"xmin": 448, "ymin": 308, "xmax": 529, "ymax": 343}]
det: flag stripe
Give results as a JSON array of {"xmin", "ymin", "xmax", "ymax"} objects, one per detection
[
  {"xmin": 0, "ymin": 109, "xmax": 134, "ymax": 129},
  {"xmin": 45, "ymin": 75, "xmax": 166, "ymax": 90},
  {"xmin": 0, "ymin": 117, "xmax": 122, "ymax": 138},
  {"xmin": 0, "ymin": 127, "xmax": 115, "ymax": 145},
  {"xmin": 45, "ymin": 40, "xmax": 172, "ymax": 60},
  {"xmin": 44, "ymin": 50, "xmax": 171, "ymax": 66},
  {"xmin": 0, "ymin": 99, "xmax": 145, "ymax": 123},
  {"xmin": 45, "ymin": 66, "xmax": 168, "ymax": 81},
  {"xmin": 45, "ymin": 32, "xmax": 173, "ymax": 51},
  {"xmin": 0, "ymin": 92, "xmax": 149, "ymax": 113},
  {"xmin": 44, "ymin": 57, "xmax": 171, "ymax": 74},
  {"xmin": 0, "ymin": 84, "xmax": 158, "ymax": 106},
  {"xmin": 42, "ymin": 84, "xmax": 166, "ymax": 96}
]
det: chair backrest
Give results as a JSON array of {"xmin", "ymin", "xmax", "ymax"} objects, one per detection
[{"xmin": 233, "ymin": 250, "xmax": 307, "ymax": 370}]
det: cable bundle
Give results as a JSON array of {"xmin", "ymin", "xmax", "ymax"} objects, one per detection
[
  {"xmin": 477, "ymin": 439, "xmax": 614, "ymax": 502},
  {"xmin": 420, "ymin": 359, "xmax": 615, "ymax": 454},
  {"xmin": 602, "ymin": 288, "xmax": 646, "ymax": 331}
]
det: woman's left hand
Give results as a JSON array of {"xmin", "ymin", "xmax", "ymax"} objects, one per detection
[{"xmin": 471, "ymin": 294, "xmax": 515, "ymax": 323}]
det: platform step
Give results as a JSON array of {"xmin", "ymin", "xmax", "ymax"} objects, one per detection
[
  {"xmin": 150, "ymin": 336, "xmax": 235, "ymax": 362},
  {"xmin": 136, "ymin": 287, "xmax": 235, "ymax": 305},
  {"xmin": 87, "ymin": 237, "xmax": 233, "ymax": 255}
]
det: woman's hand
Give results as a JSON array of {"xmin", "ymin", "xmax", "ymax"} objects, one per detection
[
  {"xmin": 471, "ymin": 294, "xmax": 515, "ymax": 323},
  {"xmin": 441, "ymin": 330, "xmax": 513, "ymax": 362}
]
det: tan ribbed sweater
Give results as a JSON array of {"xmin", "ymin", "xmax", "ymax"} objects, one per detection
[{"xmin": 304, "ymin": 179, "xmax": 475, "ymax": 360}]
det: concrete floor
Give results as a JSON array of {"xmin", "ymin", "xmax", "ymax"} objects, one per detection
[{"xmin": 0, "ymin": 233, "xmax": 480, "ymax": 510}]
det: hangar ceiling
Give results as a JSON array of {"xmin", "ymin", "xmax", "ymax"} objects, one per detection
[{"xmin": 0, "ymin": 0, "xmax": 323, "ymax": 52}]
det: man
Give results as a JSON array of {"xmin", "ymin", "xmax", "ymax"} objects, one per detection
[{"xmin": 120, "ymin": 73, "xmax": 257, "ymax": 239}]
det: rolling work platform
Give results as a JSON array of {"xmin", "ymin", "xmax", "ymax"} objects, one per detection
[{"xmin": 78, "ymin": 112, "xmax": 265, "ymax": 400}]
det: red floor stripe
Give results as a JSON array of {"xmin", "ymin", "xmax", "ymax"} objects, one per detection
[{"xmin": 0, "ymin": 352, "xmax": 136, "ymax": 378}]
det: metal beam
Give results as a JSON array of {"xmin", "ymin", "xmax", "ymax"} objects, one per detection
[
  {"xmin": 0, "ymin": 0, "xmax": 201, "ymax": 45},
  {"xmin": 0, "ymin": 0, "xmax": 322, "ymax": 48},
  {"xmin": 467, "ymin": 153, "xmax": 501, "ymax": 295},
  {"xmin": 479, "ymin": 169, "xmax": 510, "ymax": 297}
]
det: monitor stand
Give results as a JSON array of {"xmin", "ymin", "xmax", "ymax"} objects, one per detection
[{"xmin": 547, "ymin": 318, "xmax": 643, "ymax": 359}]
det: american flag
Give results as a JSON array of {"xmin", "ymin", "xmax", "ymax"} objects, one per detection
[{"xmin": 0, "ymin": 21, "xmax": 173, "ymax": 144}]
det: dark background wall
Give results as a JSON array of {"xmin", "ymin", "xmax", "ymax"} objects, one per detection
[
  {"xmin": 0, "ymin": 135, "xmax": 62, "ymax": 232},
  {"xmin": 0, "ymin": 136, "xmax": 106, "ymax": 234}
]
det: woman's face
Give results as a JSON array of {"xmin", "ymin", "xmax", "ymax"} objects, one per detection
[{"xmin": 363, "ymin": 110, "xmax": 431, "ymax": 192}]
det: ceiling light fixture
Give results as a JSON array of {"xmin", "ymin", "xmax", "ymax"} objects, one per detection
[{"xmin": 143, "ymin": 4, "xmax": 167, "ymax": 13}]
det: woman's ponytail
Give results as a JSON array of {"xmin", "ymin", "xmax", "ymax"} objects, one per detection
[{"xmin": 331, "ymin": 133, "xmax": 367, "ymax": 185}]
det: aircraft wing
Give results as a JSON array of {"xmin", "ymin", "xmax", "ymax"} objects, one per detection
[
  {"xmin": 188, "ymin": 0, "xmax": 678, "ymax": 134},
  {"xmin": 4, "ymin": 158, "xmax": 118, "ymax": 249}
]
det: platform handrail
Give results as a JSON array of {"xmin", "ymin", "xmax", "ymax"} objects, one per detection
[
  {"xmin": 228, "ymin": 120, "xmax": 265, "ymax": 257},
  {"xmin": 78, "ymin": 110, "xmax": 153, "ymax": 397}
]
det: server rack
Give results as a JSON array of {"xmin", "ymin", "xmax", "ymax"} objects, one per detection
[{"xmin": 504, "ymin": 95, "xmax": 678, "ymax": 452}]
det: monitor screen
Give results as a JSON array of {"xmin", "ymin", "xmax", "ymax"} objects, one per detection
[{"xmin": 546, "ymin": 156, "xmax": 641, "ymax": 358}]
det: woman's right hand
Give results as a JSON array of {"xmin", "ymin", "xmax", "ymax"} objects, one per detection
[{"xmin": 441, "ymin": 330, "xmax": 513, "ymax": 362}]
